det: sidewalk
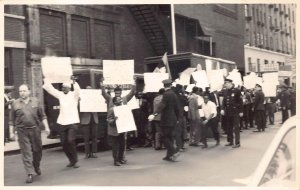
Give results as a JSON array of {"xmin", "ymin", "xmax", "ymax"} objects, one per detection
[{"xmin": 4, "ymin": 132, "xmax": 60, "ymax": 155}]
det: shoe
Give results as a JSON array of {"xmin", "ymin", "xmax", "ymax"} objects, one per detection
[
  {"xmin": 189, "ymin": 143, "xmax": 199, "ymax": 147},
  {"xmin": 66, "ymin": 162, "xmax": 79, "ymax": 168},
  {"xmin": 202, "ymin": 145, "xmax": 208, "ymax": 149},
  {"xmin": 66, "ymin": 163, "xmax": 74, "ymax": 167},
  {"xmin": 216, "ymin": 141, "xmax": 220, "ymax": 146},
  {"xmin": 232, "ymin": 144, "xmax": 240, "ymax": 148},
  {"xmin": 114, "ymin": 161, "xmax": 121, "ymax": 166},
  {"xmin": 9, "ymin": 137, "xmax": 16, "ymax": 141},
  {"xmin": 155, "ymin": 147, "xmax": 162, "ymax": 150},
  {"xmin": 171, "ymin": 152, "xmax": 180, "ymax": 161},
  {"xmin": 162, "ymin": 156, "xmax": 172, "ymax": 161},
  {"xmin": 26, "ymin": 174, "xmax": 33, "ymax": 183},
  {"xmin": 179, "ymin": 148, "xmax": 184, "ymax": 152},
  {"xmin": 34, "ymin": 167, "xmax": 41, "ymax": 175},
  {"xmin": 127, "ymin": 147, "xmax": 134, "ymax": 151},
  {"xmin": 119, "ymin": 159, "xmax": 127, "ymax": 164},
  {"xmin": 143, "ymin": 142, "xmax": 152, "ymax": 147},
  {"xmin": 225, "ymin": 143, "xmax": 233, "ymax": 146},
  {"xmin": 90, "ymin": 153, "xmax": 98, "ymax": 158},
  {"xmin": 253, "ymin": 130, "xmax": 261, "ymax": 132},
  {"xmin": 72, "ymin": 163, "xmax": 80, "ymax": 168},
  {"xmin": 85, "ymin": 154, "xmax": 90, "ymax": 159}
]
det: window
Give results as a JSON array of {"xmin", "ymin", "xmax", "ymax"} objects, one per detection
[
  {"xmin": 4, "ymin": 48, "xmax": 13, "ymax": 86},
  {"xmin": 244, "ymin": 4, "xmax": 249, "ymax": 17},
  {"xmin": 71, "ymin": 15, "xmax": 90, "ymax": 57},
  {"xmin": 94, "ymin": 20, "xmax": 115, "ymax": 59},
  {"xmin": 39, "ymin": 9, "xmax": 67, "ymax": 56},
  {"xmin": 264, "ymin": 60, "xmax": 268, "ymax": 64}
]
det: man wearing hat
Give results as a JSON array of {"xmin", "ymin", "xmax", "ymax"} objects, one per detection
[
  {"xmin": 252, "ymin": 83, "xmax": 266, "ymax": 132},
  {"xmin": 43, "ymin": 76, "xmax": 81, "ymax": 168},
  {"xmin": 148, "ymin": 79, "xmax": 180, "ymax": 161},
  {"xmin": 277, "ymin": 84, "xmax": 291, "ymax": 123},
  {"xmin": 99, "ymin": 77, "xmax": 136, "ymax": 161},
  {"xmin": 220, "ymin": 78, "xmax": 243, "ymax": 148},
  {"xmin": 4, "ymin": 86, "xmax": 15, "ymax": 143}
]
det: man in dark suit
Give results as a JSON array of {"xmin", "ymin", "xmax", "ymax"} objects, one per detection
[
  {"xmin": 221, "ymin": 79, "xmax": 243, "ymax": 148},
  {"xmin": 277, "ymin": 84, "xmax": 291, "ymax": 123},
  {"xmin": 148, "ymin": 79, "xmax": 180, "ymax": 161},
  {"xmin": 252, "ymin": 84, "xmax": 266, "ymax": 132}
]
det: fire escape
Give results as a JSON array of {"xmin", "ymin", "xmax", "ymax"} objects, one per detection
[{"xmin": 128, "ymin": 5, "xmax": 172, "ymax": 56}]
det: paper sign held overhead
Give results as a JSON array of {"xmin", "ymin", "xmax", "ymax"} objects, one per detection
[
  {"xmin": 207, "ymin": 70, "xmax": 224, "ymax": 92},
  {"xmin": 262, "ymin": 82, "xmax": 277, "ymax": 97},
  {"xmin": 192, "ymin": 70, "xmax": 209, "ymax": 90},
  {"xmin": 144, "ymin": 73, "xmax": 169, "ymax": 92},
  {"xmin": 41, "ymin": 57, "xmax": 73, "ymax": 83},
  {"xmin": 103, "ymin": 60, "xmax": 134, "ymax": 85},
  {"xmin": 185, "ymin": 84, "xmax": 196, "ymax": 93},
  {"xmin": 80, "ymin": 89, "xmax": 106, "ymax": 112},
  {"xmin": 114, "ymin": 105, "xmax": 137, "ymax": 133},
  {"xmin": 262, "ymin": 72, "xmax": 279, "ymax": 85},
  {"xmin": 178, "ymin": 67, "xmax": 196, "ymax": 85},
  {"xmin": 227, "ymin": 69, "xmax": 242, "ymax": 87}
]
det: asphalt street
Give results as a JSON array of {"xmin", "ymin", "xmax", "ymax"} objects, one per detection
[{"xmin": 4, "ymin": 114, "xmax": 282, "ymax": 186}]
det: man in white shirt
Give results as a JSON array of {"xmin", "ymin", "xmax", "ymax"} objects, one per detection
[
  {"xmin": 202, "ymin": 93, "xmax": 220, "ymax": 148},
  {"xmin": 43, "ymin": 77, "xmax": 81, "ymax": 168}
]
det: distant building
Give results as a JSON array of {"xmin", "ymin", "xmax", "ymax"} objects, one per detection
[{"xmin": 244, "ymin": 4, "xmax": 296, "ymax": 86}]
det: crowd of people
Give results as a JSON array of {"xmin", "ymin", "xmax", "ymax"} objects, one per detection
[{"xmin": 5, "ymin": 74, "xmax": 296, "ymax": 184}]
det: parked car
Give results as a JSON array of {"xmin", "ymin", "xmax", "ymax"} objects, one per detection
[{"xmin": 234, "ymin": 116, "xmax": 297, "ymax": 188}]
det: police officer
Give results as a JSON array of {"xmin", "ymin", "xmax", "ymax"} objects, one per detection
[
  {"xmin": 252, "ymin": 84, "xmax": 266, "ymax": 132},
  {"xmin": 220, "ymin": 79, "xmax": 243, "ymax": 148}
]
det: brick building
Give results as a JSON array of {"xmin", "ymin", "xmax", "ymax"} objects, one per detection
[
  {"xmin": 4, "ymin": 4, "xmax": 245, "ymax": 99},
  {"xmin": 244, "ymin": 4, "xmax": 296, "ymax": 86}
]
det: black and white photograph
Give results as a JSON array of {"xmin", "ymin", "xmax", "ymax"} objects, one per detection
[{"xmin": 1, "ymin": 2, "xmax": 298, "ymax": 189}]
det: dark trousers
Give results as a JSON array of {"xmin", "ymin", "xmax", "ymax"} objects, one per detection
[
  {"xmin": 255, "ymin": 110, "xmax": 266, "ymax": 130},
  {"xmin": 202, "ymin": 117, "xmax": 219, "ymax": 145},
  {"xmin": 109, "ymin": 133, "xmax": 125, "ymax": 161},
  {"xmin": 81, "ymin": 121, "xmax": 98, "ymax": 155},
  {"xmin": 221, "ymin": 116, "xmax": 227, "ymax": 133},
  {"xmin": 175, "ymin": 119, "xmax": 184, "ymax": 150},
  {"xmin": 190, "ymin": 119, "xmax": 201, "ymax": 144},
  {"xmin": 17, "ymin": 127, "xmax": 42, "ymax": 175},
  {"xmin": 266, "ymin": 103, "xmax": 275, "ymax": 124},
  {"xmin": 248, "ymin": 103, "xmax": 254, "ymax": 128},
  {"xmin": 59, "ymin": 124, "xmax": 78, "ymax": 164},
  {"xmin": 153, "ymin": 121, "xmax": 162, "ymax": 148},
  {"xmin": 4, "ymin": 115, "xmax": 10, "ymax": 142},
  {"xmin": 161, "ymin": 126, "xmax": 177, "ymax": 158},
  {"xmin": 225, "ymin": 115, "xmax": 240, "ymax": 145},
  {"xmin": 282, "ymin": 109, "xmax": 289, "ymax": 123}
]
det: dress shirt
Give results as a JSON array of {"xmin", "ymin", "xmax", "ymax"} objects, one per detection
[
  {"xmin": 43, "ymin": 82, "xmax": 80, "ymax": 125},
  {"xmin": 202, "ymin": 100, "xmax": 217, "ymax": 119}
]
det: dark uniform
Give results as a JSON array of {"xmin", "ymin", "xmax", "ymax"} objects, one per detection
[
  {"xmin": 278, "ymin": 86, "xmax": 290, "ymax": 123},
  {"xmin": 154, "ymin": 80, "xmax": 180, "ymax": 160},
  {"xmin": 253, "ymin": 89, "xmax": 265, "ymax": 131},
  {"xmin": 221, "ymin": 87, "xmax": 243, "ymax": 146}
]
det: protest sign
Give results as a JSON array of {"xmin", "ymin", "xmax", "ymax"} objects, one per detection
[
  {"xmin": 192, "ymin": 70, "xmax": 209, "ymax": 90},
  {"xmin": 227, "ymin": 69, "xmax": 242, "ymax": 87},
  {"xmin": 127, "ymin": 96, "xmax": 140, "ymax": 110},
  {"xmin": 185, "ymin": 84, "xmax": 196, "ymax": 93},
  {"xmin": 79, "ymin": 89, "xmax": 106, "ymax": 112},
  {"xmin": 103, "ymin": 60, "xmax": 134, "ymax": 85},
  {"xmin": 262, "ymin": 72, "xmax": 279, "ymax": 85},
  {"xmin": 262, "ymin": 82, "xmax": 277, "ymax": 97},
  {"xmin": 114, "ymin": 105, "xmax": 137, "ymax": 133},
  {"xmin": 178, "ymin": 67, "xmax": 196, "ymax": 85},
  {"xmin": 144, "ymin": 73, "xmax": 169, "ymax": 92},
  {"xmin": 41, "ymin": 57, "xmax": 73, "ymax": 83},
  {"xmin": 207, "ymin": 70, "xmax": 224, "ymax": 92}
]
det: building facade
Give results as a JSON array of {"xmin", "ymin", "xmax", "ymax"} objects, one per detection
[
  {"xmin": 4, "ymin": 4, "xmax": 245, "ymax": 100},
  {"xmin": 244, "ymin": 4, "xmax": 296, "ymax": 86}
]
